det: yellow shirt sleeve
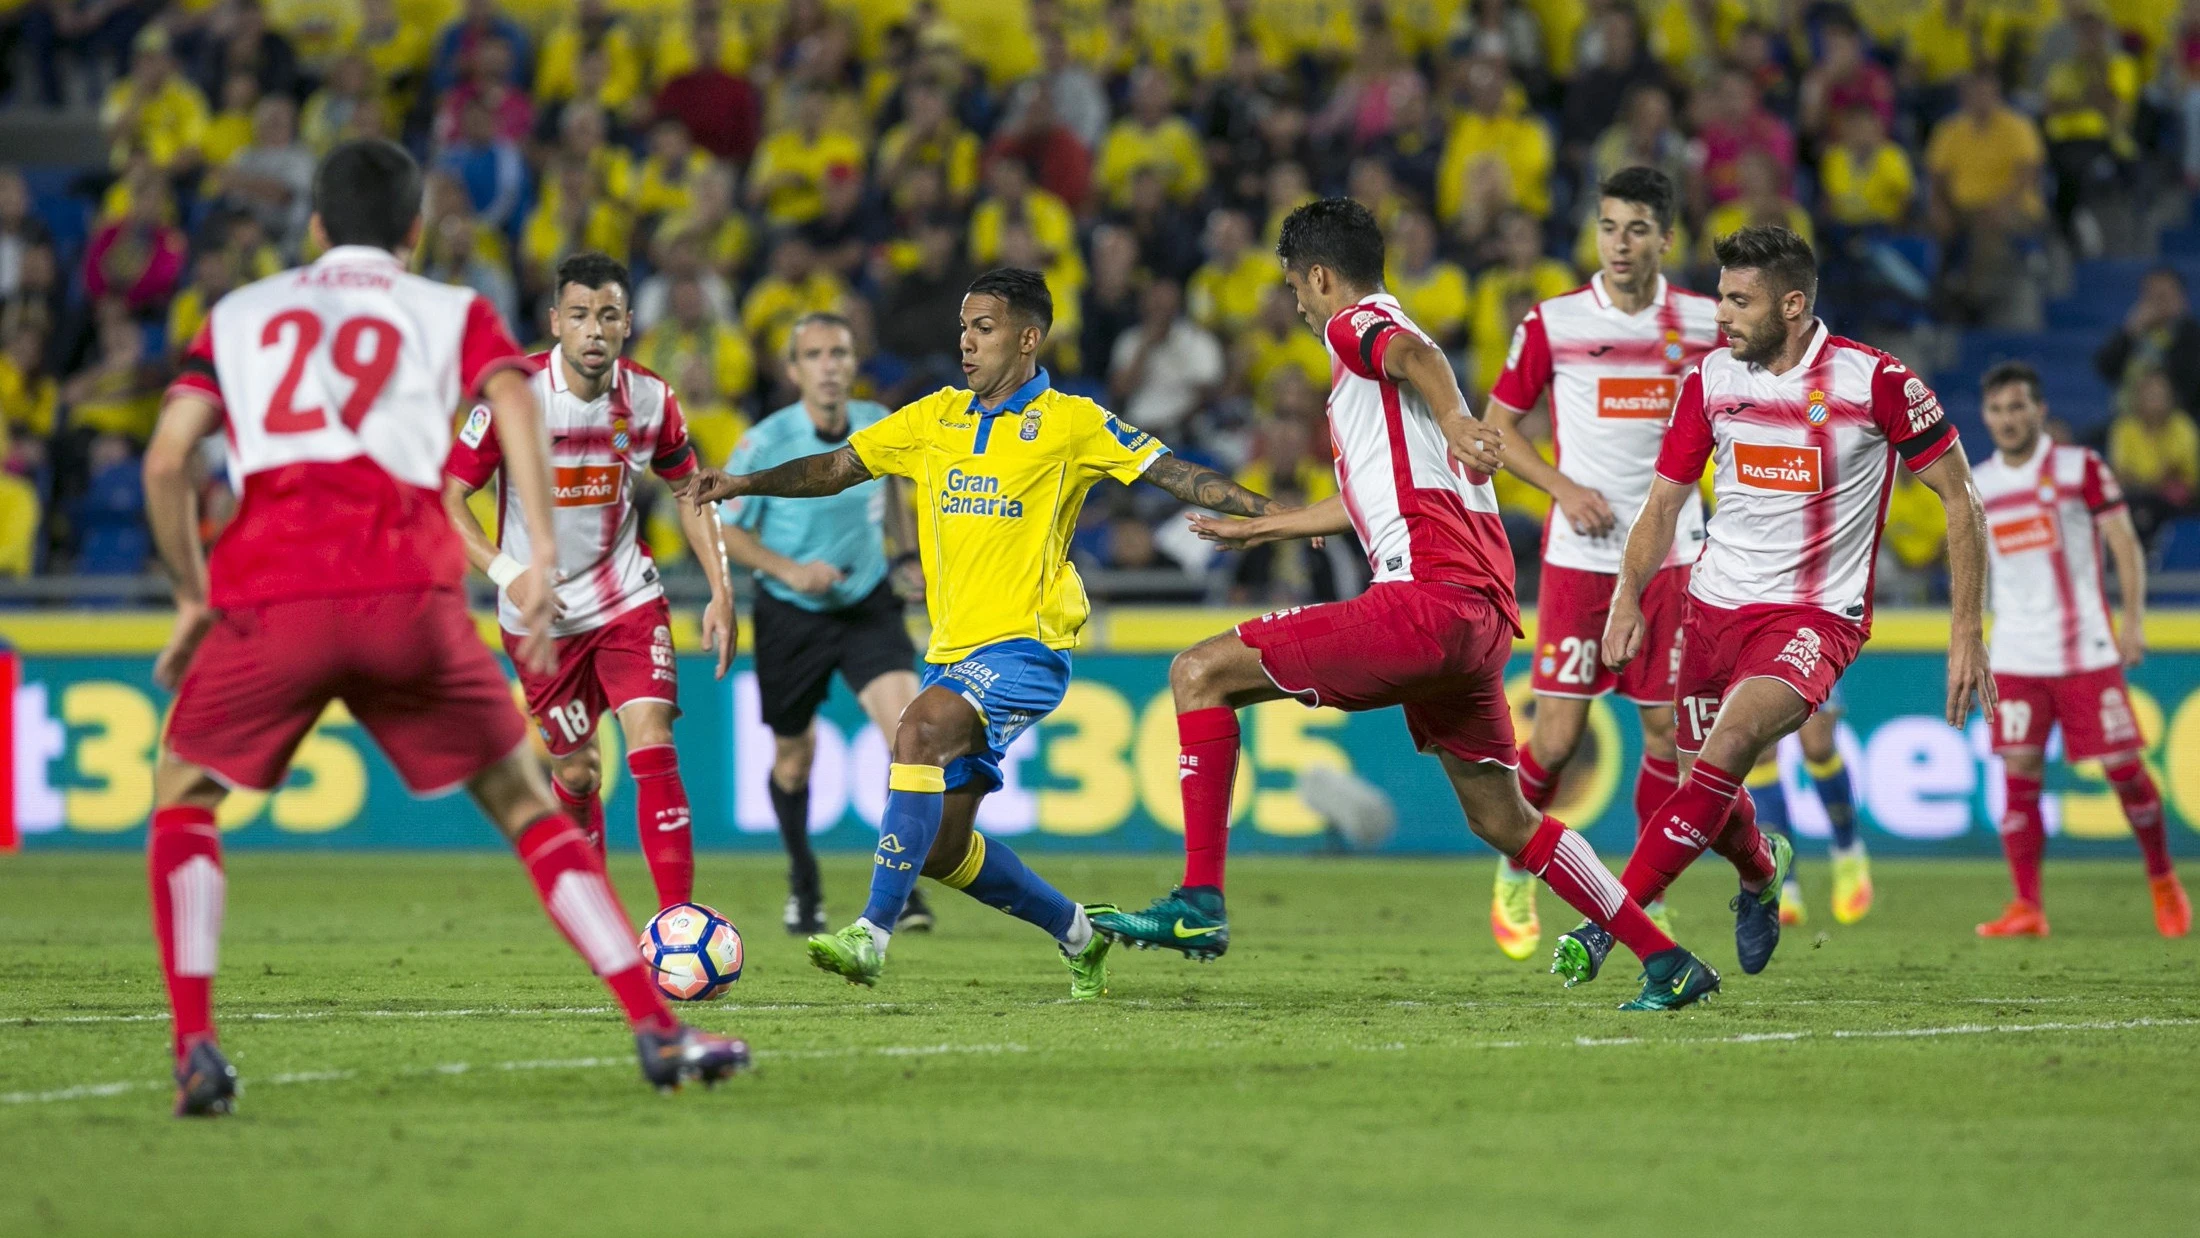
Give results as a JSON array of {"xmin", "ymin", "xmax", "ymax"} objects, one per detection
[
  {"xmin": 713, "ymin": 324, "xmax": 756, "ymax": 399},
  {"xmin": 849, "ymin": 399, "xmax": 930, "ymax": 479},
  {"xmin": 1076, "ymin": 403, "xmax": 1170, "ymax": 483}
]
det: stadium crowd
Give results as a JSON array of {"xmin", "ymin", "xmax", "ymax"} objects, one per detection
[{"xmin": 4, "ymin": 0, "xmax": 2200, "ymax": 599}]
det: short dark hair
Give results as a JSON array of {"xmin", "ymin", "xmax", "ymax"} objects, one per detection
[
  {"xmin": 2144, "ymin": 264, "xmax": 2187, "ymax": 292},
  {"xmin": 1598, "ymin": 166, "xmax": 1677, "ymax": 232},
  {"xmin": 785, "ymin": 311, "xmax": 856, "ymax": 358},
  {"xmin": 313, "ymin": 139, "xmax": 422, "ymax": 251},
  {"xmin": 1982, "ymin": 359, "xmax": 2042, "ymax": 403},
  {"xmin": 553, "ymin": 251, "xmax": 630, "ymax": 304},
  {"xmin": 1275, "ymin": 197, "xmax": 1385, "ymax": 288},
  {"xmin": 966, "ymin": 267, "xmax": 1053, "ymax": 335},
  {"xmin": 1712, "ymin": 224, "xmax": 1818, "ymax": 307}
]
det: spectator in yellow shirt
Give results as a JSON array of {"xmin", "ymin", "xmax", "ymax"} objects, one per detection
[
  {"xmin": 201, "ymin": 73, "xmax": 260, "ymax": 168},
  {"xmin": 1186, "ymin": 208, "xmax": 1278, "ymax": 338},
  {"xmin": 1096, "ymin": 66, "xmax": 1208, "ymax": 208},
  {"xmin": 165, "ymin": 246, "xmax": 239, "ymax": 366},
  {"xmin": 878, "ymin": 79, "xmax": 982, "ymax": 208},
  {"xmin": 61, "ymin": 304, "xmax": 161, "ymax": 442},
  {"xmin": 1436, "ymin": 55, "xmax": 1554, "ymax": 229},
  {"xmin": 102, "ymin": 32, "xmax": 209, "ymax": 172},
  {"xmin": 654, "ymin": 162, "xmax": 753, "ymax": 286},
  {"xmin": 1384, "ymin": 208, "xmax": 1471, "ymax": 351},
  {"xmin": 1698, "ymin": 151, "xmax": 1815, "ymax": 267},
  {"xmin": 1819, "ymin": 105, "xmax": 1915, "ymax": 227},
  {"xmin": 1136, "ymin": 0, "xmax": 1230, "ymax": 80},
  {"xmin": 1470, "ymin": 210, "xmax": 1575, "ymax": 399},
  {"xmin": 301, "ymin": 54, "xmax": 396, "ymax": 154},
  {"xmin": 2039, "ymin": 5, "xmax": 2141, "ymax": 244},
  {"xmin": 1877, "ymin": 463, "xmax": 1950, "ymax": 601},
  {"xmin": 536, "ymin": 0, "xmax": 644, "ymax": 110},
  {"xmin": 635, "ymin": 274, "xmax": 757, "ymax": 412},
  {"xmin": 1905, "ymin": 0, "xmax": 2008, "ymax": 97},
  {"xmin": 0, "ymin": 448, "xmax": 36, "ymax": 577},
  {"xmin": 1234, "ymin": 284, "xmax": 1331, "ymax": 405},
  {"xmin": 1649, "ymin": 0, "xmax": 1749, "ymax": 89},
  {"xmin": 1925, "ymin": 72, "xmax": 2046, "ymax": 319},
  {"xmin": 630, "ymin": 118, "xmax": 714, "ymax": 219},
  {"xmin": 652, "ymin": 0, "xmax": 753, "ymax": 80},
  {"xmin": 0, "ymin": 322, "xmax": 58, "ymax": 454},
  {"xmin": 519, "ymin": 159, "xmax": 631, "ymax": 301},
  {"xmin": 748, "ymin": 86, "xmax": 867, "ymax": 226},
  {"xmin": 742, "ymin": 234, "xmax": 848, "ymax": 361},
  {"xmin": 2110, "ymin": 367, "xmax": 2200, "ymax": 514}
]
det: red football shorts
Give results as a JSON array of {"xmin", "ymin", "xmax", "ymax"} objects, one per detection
[
  {"xmin": 1990, "ymin": 666, "xmax": 2143, "ymax": 760},
  {"xmin": 1672, "ymin": 599, "xmax": 1864, "ymax": 754},
  {"xmin": 1530, "ymin": 562, "xmax": 1688, "ymax": 705},
  {"xmin": 502, "ymin": 598, "xmax": 679, "ymax": 756},
  {"xmin": 1238, "ymin": 580, "xmax": 1518, "ymax": 766},
  {"xmin": 166, "ymin": 588, "xmax": 527, "ymax": 794}
]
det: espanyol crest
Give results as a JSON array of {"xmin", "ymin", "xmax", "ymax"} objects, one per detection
[{"xmin": 1806, "ymin": 389, "xmax": 1828, "ymax": 425}]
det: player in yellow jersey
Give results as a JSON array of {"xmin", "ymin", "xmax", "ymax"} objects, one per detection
[{"xmin": 688, "ymin": 268, "xmax": 1282, "ymax": 996}]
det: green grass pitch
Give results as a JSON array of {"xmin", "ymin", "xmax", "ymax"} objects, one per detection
[{"xmin": 3, "ymin": 852, "xmax": 2196, "ymax": 1237}]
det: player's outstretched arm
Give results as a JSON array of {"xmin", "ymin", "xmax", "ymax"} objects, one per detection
[
  {"xmin": 1379, "ymin": 332, "xmax": 1504, "ymax": 475},
  {"xmin": 2099, "ymin": 505, "xmax": 2148, "ymax": 668},
  {"xmin": 1189, "ymin": 494, "xmax": 1351, "ymax": 550},
  {"xmin": 144, "ymin": 391, "xmax": 223, "ymax": 690},
  {"xmin": 721, "ymin": 522, "xmax": 845, "ymax": 597},
  {"xmin": 686, "ymin": 445, "xmax": 872, "ymax": 506},
  {"xmin": 1142, "ymin": 453, "xmax": 1281, "ymax": 517},
  {"xmin": 483, "ymin": 367, "xmax": 559, "ymax": 675},
  {"xmin": 1915, "ymin": 447, "xmax": 1998, "ymax": 727},
  {"xmin": 1483, "ymin": 396, "xmax": 1616, "ymax": 536},
  {"xmin": 1602, "ymin": 476, "xmax": 1690, "ymax": 671}
]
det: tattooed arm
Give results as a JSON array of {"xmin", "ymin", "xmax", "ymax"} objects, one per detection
[
  {"xmin": 1141, "ymin": 453, "xmax": 1282, "ymax": 517},
  {"xmin": 687, "ymin": 445, "xmax": 874, "ymax": 507}
]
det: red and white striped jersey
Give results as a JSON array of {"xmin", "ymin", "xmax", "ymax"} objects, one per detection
[
  {"xmin": 1321, "ymin": 292, "xmax": 1518, "ymax": 630},
  {"xmin": 166, "ymin": 245, "xmax": 530, "ymax": 607},
  {"xmin": 445, "ymin": 347, "xmax": 698, "ymax": 638},
  {"xmin": 1654, "ymin": 322, "xmax": 1958, "ymax": 633},
  {"xmin": 1975, "ymin": 437, "xmax": 2127, "ymax": 676},
  {"xmin": 1489, "ymin": 274, "xmax": 1721, "ymax": 574}
]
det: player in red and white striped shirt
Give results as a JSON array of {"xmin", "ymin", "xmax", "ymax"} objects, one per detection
[
  {"xmin": 1481, "ymin": 167, "xmax": 1721, "ymax": 960},
  {"xmin": 1096, "ymin": 199, "xmax": 1722, "ymax": 1011},
  {"xmin": 444, "ymin": 252, "xmax": 736, "ymax": 914},
  {"xmin": 144, "ymin": 142, "xmax": 746, "ymax": 1115},
  {"xmin": 1971, "ymin": 361, "xmax": 2188, "ymax": 938},
  {"xmin": 1554, "ymin": 225, "xmax": 1996, "ymax": 990}
]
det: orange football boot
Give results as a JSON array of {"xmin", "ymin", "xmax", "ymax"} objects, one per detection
[
  {"xmin": 1976, "ymin": 900, "xmax": 2050, "ymax": 937},
  {"xmin": 2150, "ymin": 873, "xmax": 2191, "ymax": 938}
]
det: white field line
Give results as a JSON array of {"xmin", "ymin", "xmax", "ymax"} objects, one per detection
[
  {"xmin": 0, "ymin": 1042, "xmax": 1032, "ymax": 1106},
  {"xmin": 11, "ymin": 1018, "xmax": 2197, "ymax": 1108},
  {"xmin": 11, "ymin": 993, "xmax": 2169, "ymax": 1029}
]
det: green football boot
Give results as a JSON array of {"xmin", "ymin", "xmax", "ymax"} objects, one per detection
[
  {"xmin": 806, "ymin": 922, "xmax": 884, "ymax": 987},
  {"xmin": 1618, "ymin": 947, "xmax": 1721, "ymax": 1011},
  {"xmin": 1062, "ymin": 906, "xmax": 1118, "ymax": 1000},
  {"xmin": 1089, "ymin": 886, "xmax": 1229, "ymax": 960}
]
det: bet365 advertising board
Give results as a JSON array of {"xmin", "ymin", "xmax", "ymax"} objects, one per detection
[{"xmin": 5, "ymin": 613, "xmax": 2195, "ymax": 859}]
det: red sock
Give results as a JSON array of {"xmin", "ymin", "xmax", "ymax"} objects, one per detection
[
  {"xmin": 628, "ymin": 745, "xmax": 694, "ymax": 908},
  {"xmin": 1178, "ymin": 707, "xmax": 1240, "ymax": 891},
  {"xmin": 1620, "ymin": 759, "xmax": 1745, "ymax": 906},
  {"xmin": 1709, "ymin": 785, "xmax": 1777, "ymax": 886},
  {"xmin": 1634, "ymin": 754, "xmax": 1682, "ymax": 845},
  {"xmin": 1507, "ymin": 749, "xmax": 1562, "ymax": 872},
  {"xmin": 1516, "ymin": 816, "xmax": 1677, "ymax": 961},
  {"xmin": 1999, "ymin": 772, "xmax": 2045, "ymax": 906},
  {"xmin": 149, "ymin": 805, "xmax": 224, "ymax": 1062},
  {"xmin": 513, "ymin": 814, "xmax": 674, "ymax": 1034},
  {"xmin": 553, "ymin": 777, "xmax": 606, "ymax": 854},
  {"xmin": 2105, "ymin": 760, "xmax": 2172, "ymax": 878}
]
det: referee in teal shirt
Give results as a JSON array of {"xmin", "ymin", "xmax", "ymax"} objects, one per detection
[{"xmin": 721, "ymin": 313, "xmax": 926, "ymax": 935}]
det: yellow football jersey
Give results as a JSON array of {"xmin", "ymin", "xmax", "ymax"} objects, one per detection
[{"xmin": 849, "ymin": 373, "xmax": 1168, "ymax": 662}]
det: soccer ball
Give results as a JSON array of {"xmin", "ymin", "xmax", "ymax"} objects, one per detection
[{"xmin": 639, "ymin": 902, "xmax": 744, "ymax": 1001}]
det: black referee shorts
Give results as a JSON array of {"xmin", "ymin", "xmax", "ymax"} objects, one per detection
[{"xmin": 751, "ymin": 580, "xmax": 919, "ymax": 737}]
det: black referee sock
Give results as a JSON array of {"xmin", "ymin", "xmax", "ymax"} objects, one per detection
[{"xmin": 770, "ymin": 778, "xmax": 820, "ymax": 899}]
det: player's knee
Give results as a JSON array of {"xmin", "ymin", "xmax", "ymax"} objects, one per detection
[
  {"xmin": 1638, "ymin": 710, "xmax": 1678, "ymax": 762},
  {"xmin": 891, "ymin": 703, "xmax": 963, "ymax": 767},
  {"xmin": 619, "ymin": 704, "xmax": 676, "ymax": 751},
  {"xmin": 1529, "ymin": 709, "xmax": 1586, "ymax": 766},
  {"xmin": 2102, "ymin": 753, "xmax": 2150, "ymax": 790},
  {"xmin": 771, "ymin": 736, "xmax": 815, "ymax": 789},
  {"xmin": 1168, "ymin": 641, "xmax": 1229, "ymax": 706},
  {"xmin": 551, "ymin": 752, "xmax": 600, "ymax": 798}
]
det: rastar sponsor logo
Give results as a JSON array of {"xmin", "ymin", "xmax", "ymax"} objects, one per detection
[
  {"xmin": 1596, "ymin": 376, "xmax": 1677, "ymax": 419},
  {"xmin": 1733, "ymin": 442, "xmax": 1823, "ymax": 493},
  {"xmin": 1989, "ymin": 511, "xmax": 2059, "ymax": 556},
  {"xmin": 553, "ymin": 463, "xmax": 625, "ymax": 506}
]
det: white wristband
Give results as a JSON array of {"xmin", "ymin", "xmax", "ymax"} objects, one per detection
[{"xmin": 487, "ymin": 553, "xmax": 526, "ymax": 589}]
